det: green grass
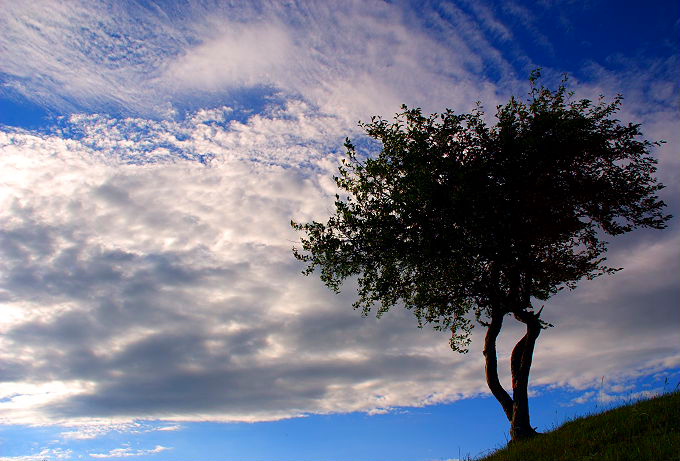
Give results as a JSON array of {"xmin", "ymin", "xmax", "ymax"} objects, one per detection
[{"xmin": 476, "ymin": 391, "xmax": 680, "ymax": 461}]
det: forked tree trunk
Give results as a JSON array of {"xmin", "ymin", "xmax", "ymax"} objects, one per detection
[{"xmin": 483, "ymin": 309, "xmax": 542, "ymax": 442}]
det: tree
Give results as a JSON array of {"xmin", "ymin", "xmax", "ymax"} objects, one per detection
[{"xmin": 291, "ymin": 72, "xmax": 670, "ymax": 441}]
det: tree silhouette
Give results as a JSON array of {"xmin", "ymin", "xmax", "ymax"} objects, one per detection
[{"xmin": 291, "ymin": 72, "xmax": 670, "ymax": 441}]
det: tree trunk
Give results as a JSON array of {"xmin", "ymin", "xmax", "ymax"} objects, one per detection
[
  {"xmin": 509, "ymin": 309, "xmax": 542, "ymax": 440},
  {"xmin": 483, "ymin": 311, "xmax": 513, "ymax": 421},
  {"xmin": 483, "ymin": 309, "xmax": 543, "ymax": 442}
]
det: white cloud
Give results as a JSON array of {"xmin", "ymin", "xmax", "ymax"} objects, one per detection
[
  {"xmin": 0, "ymin": 105, "xmax": 487, "ymax": 425},
  {"xmin": 156, "ymin": 424, "xmax": 182, "ymax": 432},
  {"xmin": 90, "ymin": 445, "xmax": 170, "ymax": 459},
  {"xmin": 0, "ymin": 1, "xmax": 512, "ymax": 119},
  {"xmin": 164, "ymin": 20, "xmax": 294, "ymax": 91},
  {"xmin": 0, "ymin": 91, "xmax": 677, "ymax": 427},
  {"xmin": 569, "ymin": 391, "xmax": 596, "ymax": 405},
  {"xmin": 0, "ymin": 448, "xmax": 72, "ymax": 461},
  {"xmin": 0, "ymin": 0, "xmax": 183, "ymax": 115},
  {"xmin": 59, "ymin": 421, "xmax": 183, "ymax": 440},
  {"xmin": 595, "ymin": 388, "xmax": 663, "ymax": 405},
  {"xmin": 60, "ymin": 422, "xmax": 140, "ymax": 440}
]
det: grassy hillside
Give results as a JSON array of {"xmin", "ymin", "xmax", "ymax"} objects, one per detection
[{"xmin": 477, "ymin": 390, "xmax": 680, "ymax": 461}]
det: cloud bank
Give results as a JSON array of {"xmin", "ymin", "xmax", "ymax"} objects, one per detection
[
  {"xmin": 0, "ymin": 0, "xmax": 678, "ymax": 429},
  {"xmin": 1, "ymin": 98, "xmax": 677, "ymax": 426}
]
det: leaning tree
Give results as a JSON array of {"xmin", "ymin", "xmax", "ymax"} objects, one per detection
[{"xmin": 291, "ymin": 72, "xmax": 670, "ymax": 441}]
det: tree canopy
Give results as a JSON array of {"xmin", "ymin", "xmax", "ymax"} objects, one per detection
[{"xmin": 291, "ymin": 73, "xmax": 670, "ymax": 440}]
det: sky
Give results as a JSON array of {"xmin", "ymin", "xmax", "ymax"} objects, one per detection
[{"xmin": 0, "ymin": 0, "xmax": 678, "ymax": 460}]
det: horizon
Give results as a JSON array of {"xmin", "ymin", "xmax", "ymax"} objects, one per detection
[{"xmin": 0, "ymin": 1, "xmax": 679, "ymax": 460}]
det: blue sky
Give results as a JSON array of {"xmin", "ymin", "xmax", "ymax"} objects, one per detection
[{"xmin": 0, "ymin": 1, "xmax": 678, "ymax": 460}]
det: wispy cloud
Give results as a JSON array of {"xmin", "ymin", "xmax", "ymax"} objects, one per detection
[
  {"xmin": 60, "ymin": 421, "xmax": 182, "ymax": 440},
  {"xmin": 90, "ymin": 445, "xmax": 170, "ymax": 459},
  {"xmin": 0, "ymin": 0, "xmax": 515, "ymax": 119},
  {"xmin": 0, "ymin": 0, "xmax": 185, "ymax": 115},
  {"xmin": 0, "ymin": 448, "xmax": 72, "ymax": 461}
]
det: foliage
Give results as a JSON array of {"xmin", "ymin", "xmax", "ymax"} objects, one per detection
[{"xmin": 292, "ymin": 72, "xmax": 669, "ymax": 353}]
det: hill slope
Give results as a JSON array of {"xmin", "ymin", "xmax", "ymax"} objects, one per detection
[{"xmin": 478, "ymin": 390, "xmax": 680, "ymax": 461}]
